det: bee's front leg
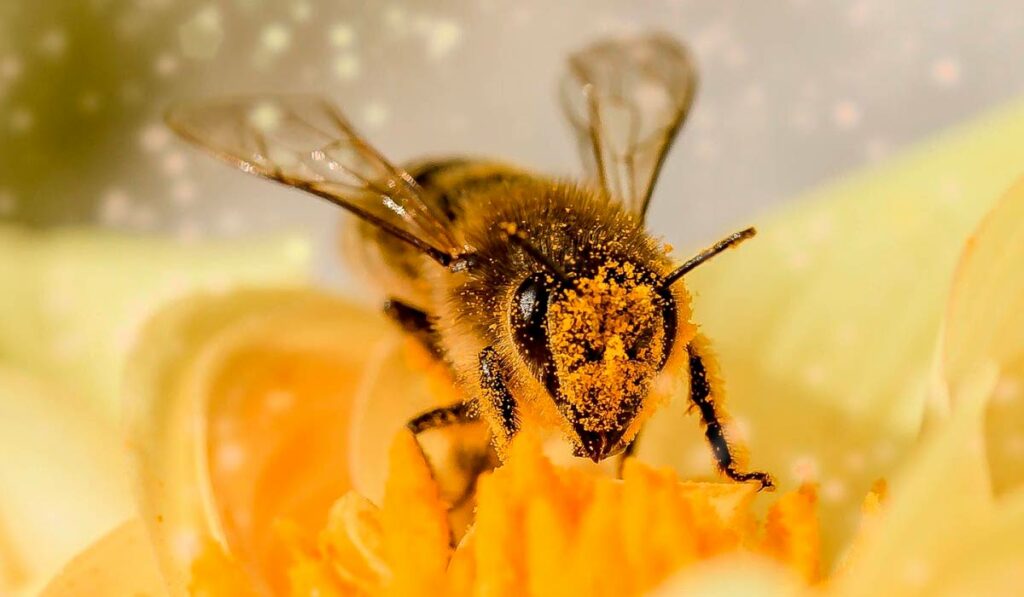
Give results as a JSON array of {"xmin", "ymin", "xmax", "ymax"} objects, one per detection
[
  {"xmin": 478, "ymin": 346, "xmax": 520, "ymax": 448},
  {"xmin": 686, "ymin": 337, "xmax": 775, "ymax": 491}
]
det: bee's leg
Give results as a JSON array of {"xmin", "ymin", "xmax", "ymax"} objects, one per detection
[
  {"xmin": 687, "ymin": 338, "xmax": 775, "ymax": 491},
  {"xmin": 405, "ymin": 402, "xmax": 488, "ymax": 544},
  {"xmin": 479, "ymin": 346, "xmax": 520, "ymax": 446},
  {"xmin": 407, "ymin": 401, "xmax": 474, "ymax": 434},
  {"xmin": 450, "ymin": 442, "xmax": 497, "ymax": 510},
  {"xmin": 407, "ymin": 402, "xmax": 496, "ymax": 510},
  {"xmin": 408, "ymin": 402, "xmax": 493, "ymax": 507},
  {"xmin": 383, "ymin": 299, "xmax": 443, "ymax": 357},
  {"xmin": 616, "ymin": 433, "xmax": 641, "ymax": 478}
]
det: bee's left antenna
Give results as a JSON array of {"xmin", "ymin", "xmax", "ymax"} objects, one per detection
[
  {"xmin": 661, "ymin": 227, "xmax": 756, "ymax": 289},
  {"xmin": 499, "ymin": 222, "xmax": 572, "ymax": 285}
]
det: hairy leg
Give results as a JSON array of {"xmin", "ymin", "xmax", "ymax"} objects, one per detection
[
  {"xmin": 478, "ymin": 346, "xmax": 520, "ymax": 447},
  {"xmin": 383, "ymin": 299, "xmax": 443, "ymax": 358},
  {"xmin": 687, "ymin": 337, "xmax": 774, "ymax": 490},
  {"xmin": 407, "ymin": 401, "xmax": 474, "ymax": 434}
]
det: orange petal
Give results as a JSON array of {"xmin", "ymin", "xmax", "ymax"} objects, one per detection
[
  {"xmin": 188, "ymin": 538, "xmax": 257, "ymax": 596},
  {"xmin": 319, "ymin": 493, "xmax": 389, "ymax": 592},
  {"xmin": 380, "ymin": 431, "xmax": 452, "ymax": 596},
  {"xmin": 762, "ymin": 485, "xmax": 821, "ymax": 584},
  {"xmin": 125, "ymin": 288, "xmax": 390, "ymax": 594}
]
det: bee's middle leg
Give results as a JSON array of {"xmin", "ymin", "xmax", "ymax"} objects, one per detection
[
  {"xmin": 407, "ymin": 401, "xmax": 475, "ymax": 434},
  {"xmin": 687, "ymin": 339, "xmax": 774, "ymax": 490},
  {"xmin": 405, "ymin": 402, "xmax": 492, "ymax": 542},
  {"xmin": 383, "ymin": 298, "xmax": 443, "ymax": 358}
]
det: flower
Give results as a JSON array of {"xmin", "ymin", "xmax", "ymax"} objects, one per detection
[
  {"xmin": 0, "ymin": 227, "xmax": 311, "ymax": 595},
  {"xmin": 26, "ymin": 98, "xmax": 1024, "ymax": 595},
  {"xmin": 267, "ymin": 430, "xmax": 824, "ymax": 596}
]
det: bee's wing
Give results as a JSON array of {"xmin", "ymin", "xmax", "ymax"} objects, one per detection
[
  {"xmin": 167, "ymin": 95, "xmax": 463, "ymax": 264},
  {"xmin": 560, "ymin": 34, "xmax": 698, "ymax": 220}
]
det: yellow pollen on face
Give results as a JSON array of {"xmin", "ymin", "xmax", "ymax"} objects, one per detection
[{"xmin": 546, "ymin": 260, "xmax": 665, "ymax": 432}]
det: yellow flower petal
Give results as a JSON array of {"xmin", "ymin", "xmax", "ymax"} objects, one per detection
[
  {"xmin": 652, "ymin": 555, "xmax": 806, "ymax": 597},
  {"xmin": 0, "ymin": 226, "xmax": 311, "ymax": 419},
  {"xmin": 0, "ymin": 226, "xmax": 310, "ymax": 594},
  {"xmin": 0, "ymin": 366, "xmax": 132, "ymax": 596},
  {"xmin": 830, "ymin": 178, "xmax": 1024, "ymax": 595},
  {"xmin": 39, "ymin": 520, "xmax": 165, "ymax": 597},
  {"xmin": 318, "ymin": 493, "xmax": 389, "ymax": 591},
  {"xmin": 942, "ymin": 177, "xmax": 1024, "ymax": 491},
  {"xmin": 188, "ymin": 539, "xmax": 256, "ymax": 597},
  {"xmin": 923, "ymin": 490, "xmax": 1024, "ymax": 596},
  {"xmin": 124, "ymin": 288, "xmax": 389, "ymax": 594}
]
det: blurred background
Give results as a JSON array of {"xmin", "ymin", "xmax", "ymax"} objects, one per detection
[{"xmin": 3, "ymin": 0, "xmax": 1024, "ymax": 288}]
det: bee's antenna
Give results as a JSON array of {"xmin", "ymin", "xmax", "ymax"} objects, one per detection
[
  {"xmin": 499, "ymin": 222, "xmax": 573, "ymax": 285},
  {"xmin": 661, "ymin": 227, "xmax": 756, "ymax": 289}
]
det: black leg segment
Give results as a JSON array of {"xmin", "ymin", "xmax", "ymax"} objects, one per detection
[
  {"xmin": 384, "ymin": 299, "xmax": 443, "ymax": 358},
  {"xmin": 407, "ymin": 401, "xmax": 475, "ymax": 434},
  {"xmin": 687, "ymin": 342, "xmax": 774, "ymax": 490},
  {"xmin": 479, "ymin": 346, "xmax": 519, "ymax": 445},
  {"xmin": 616, "ymin": 432, "xmax": 641, "ymax": 479}
]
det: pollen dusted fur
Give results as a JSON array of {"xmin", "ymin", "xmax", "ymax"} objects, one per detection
[{"xmin": 427, "ymin": 175, "xmax": 698, "ymax": 458}]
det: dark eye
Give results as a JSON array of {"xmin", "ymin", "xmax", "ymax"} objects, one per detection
[{"xmin": 510, "ymin": 274, "xmax": 551, "ymax": 371}]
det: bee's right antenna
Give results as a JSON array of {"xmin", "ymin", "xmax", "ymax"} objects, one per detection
[
  {"xmin": 661, "ymin": 227, "xmax": 756, "ymax": 289},
  {"xmin": 499, "ymin": 222, "xmax": 573, "ymax": 285}
]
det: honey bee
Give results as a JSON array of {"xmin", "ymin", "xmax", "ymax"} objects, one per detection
[{"xmin": 167, "ymin": 33, "xmax": 773, "ymax": 491}]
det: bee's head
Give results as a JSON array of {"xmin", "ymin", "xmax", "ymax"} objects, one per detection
[{"xmin": 510, "ymin": 258, "xmax": 675, "ymax": 462}]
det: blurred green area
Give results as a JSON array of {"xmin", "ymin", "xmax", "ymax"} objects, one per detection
[{"xmin": 0, "ymin": 1, "xmax": 185, "ymax": 224}]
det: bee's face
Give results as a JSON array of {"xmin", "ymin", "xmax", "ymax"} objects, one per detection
[{"xmin": 511, "ymin": 258, "xmax": 674, "ymax": 462}]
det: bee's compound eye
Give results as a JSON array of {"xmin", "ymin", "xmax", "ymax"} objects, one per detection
[
  {"xmin": 517, "ymin": 278, "xmax": 546, "ymax": 324},
  {"xmin": 512, "ymin": 275, "xmax": 549, "ymax": 337},
  {"xmin": 510, "ymin": 274, "xmax": 553, "ymax": 373}
]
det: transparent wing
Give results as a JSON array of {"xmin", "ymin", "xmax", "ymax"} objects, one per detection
[
  {"xmin": 560, "ymin": 34, "xmax": 698, "ymax": 219},
  {"xmin": 166, "ymin": 95, "xmax": 463, "ymax": 263}
]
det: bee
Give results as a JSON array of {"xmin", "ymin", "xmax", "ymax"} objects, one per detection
[{"xmin": 167, "ymin": 33, "xmax": 773, "ymax": 491}]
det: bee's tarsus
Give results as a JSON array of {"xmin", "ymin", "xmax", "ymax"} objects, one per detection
[
  {"xmin": 686, "ymin": 339, "xmax": 774, "ymax": 490},
  {"xmin": 661, "ymin": 226, "xmax": 756, "ymax": 288},
  {"xmin": 724, "ymin": 468, "xmax": 775, "ymax": 492}
]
